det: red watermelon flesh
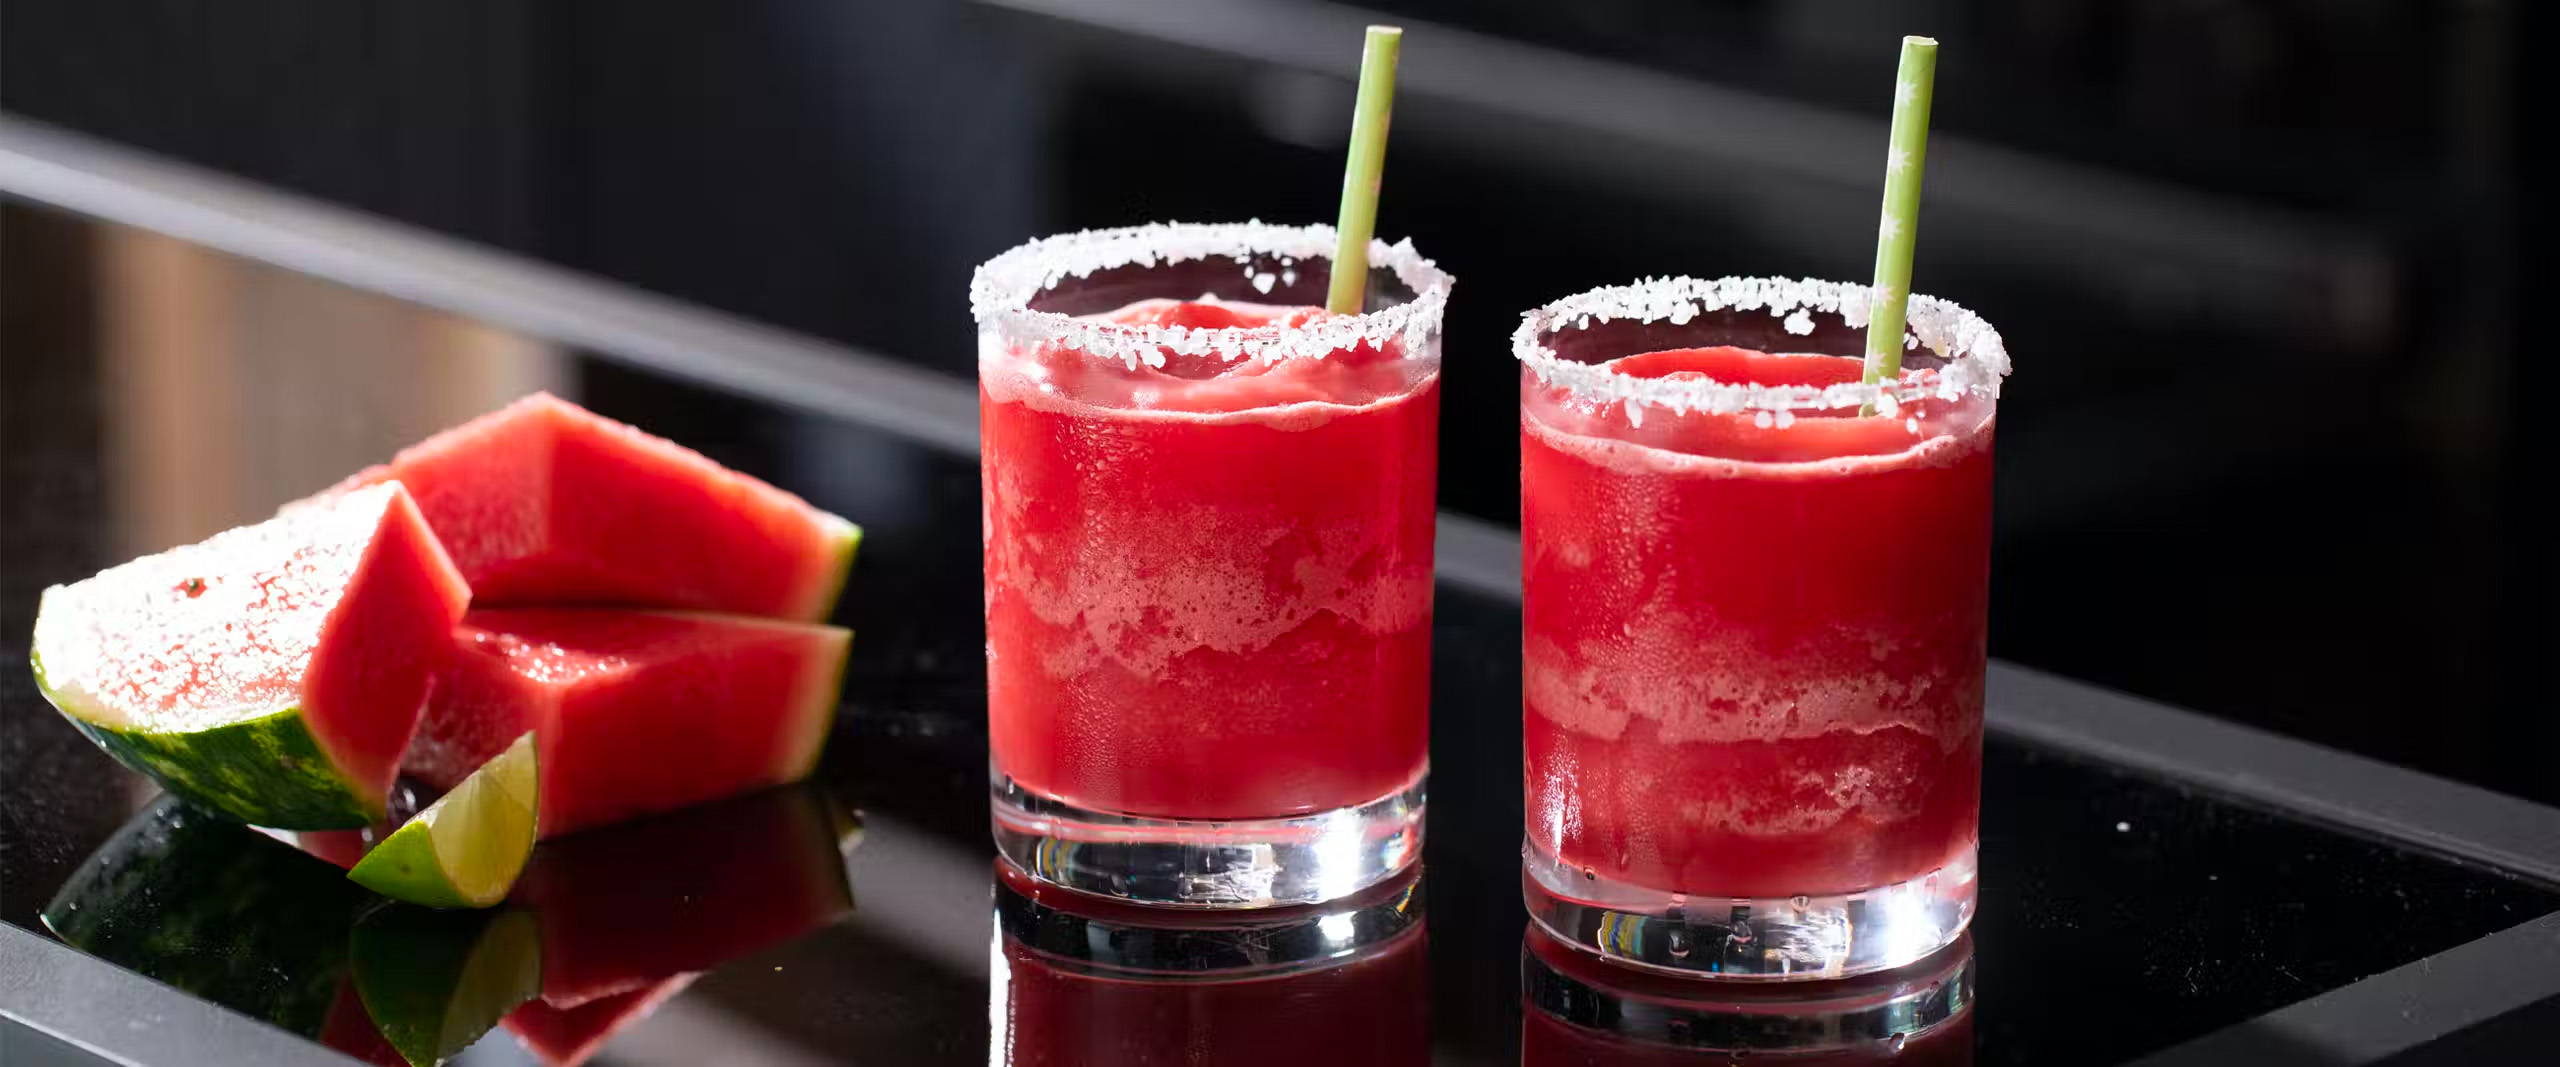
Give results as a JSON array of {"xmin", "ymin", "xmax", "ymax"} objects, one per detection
[
  {"xmin": 409, "ymin": 609, "xmax": 849, "ymax": 838},
  {"xmin": 31, "ymin": 482, "xmax": 470, "ymax": 828},
  {"xmin": 504, "ymin": 975, "xmax": 697, "ymax": 1067},
  {"xmin": 321, "ymin": 392, "xmax": 858, "ymax": 620},
  {"xmin": 514, "ymin": 786, "xmax": 854, "ymax": 1007}
]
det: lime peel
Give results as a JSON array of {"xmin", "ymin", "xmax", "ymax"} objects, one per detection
[{"xmin": 350, "ymin": 732, "xmax": 538, "ymax": 908}]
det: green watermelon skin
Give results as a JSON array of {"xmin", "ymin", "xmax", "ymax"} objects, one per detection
[
  {"xmin": 43, "ymin": 797, "xmax": 382, "ymax": 1038},
  {"xmin": 319, "ymin": 393, "xmax": 862, "ymax": 621},
  {"xmin": 38, "ymin": 660, "xmax": 373, "ymax": 830},
  {"xmin": 30, "ymin": 481, "xmax": 471, "ymax": 828}
]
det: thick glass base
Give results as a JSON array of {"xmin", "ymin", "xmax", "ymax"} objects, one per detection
[
  {"xmin": 992, "ymin": 772, "xmax": 1425, "ymax": 908},
  {"xmin": 1523, "ymin": 924, "xmax": 1975, "ymax": 1061},
  {"xmin": 1522, "ymin": 838, "xmax": 1976, "ymax": 980}
]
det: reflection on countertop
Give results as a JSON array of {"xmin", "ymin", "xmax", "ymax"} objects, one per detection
[
  {"xmin": 1522, "ymin": 925, "xmax": 1974, "ymax": 1066},
  {"xmin": 992, "ymin": 861, "xmax": 1430, "ymax": 1067},
  {"xmin": 43, "ymin": 784, "xmax": 859, "ymax": 1067}
]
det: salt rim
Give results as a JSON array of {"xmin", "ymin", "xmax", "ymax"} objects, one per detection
[
  {"xmin": 1513, "ymin": 276, "xmax": 2011, "ymax": 415},
  {"xmin": 970, "ymin": 221, "xmax": 1452, "ymax": 370}
]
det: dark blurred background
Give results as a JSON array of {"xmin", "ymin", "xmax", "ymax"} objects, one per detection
[{"xmin": 4, "ymin": 0, "xmax": 2550, "ymax": 806}]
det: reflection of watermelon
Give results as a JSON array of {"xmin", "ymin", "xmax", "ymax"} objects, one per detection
[
  {"xmin": 408, "ymin": 610, "xmax": 850, "ymax": 838},
  {"xmin": 317, "ymin": 393, "xmax": 860, "ymax": 620},
  {"xmin": 516, "ymin": 785, "xmax": 856, "ymax": 1007},
  {"xmin": 43, "ymin": 797, "xmax": 382, "ymax": 1037},
  {"xmin": 504, "ymin": 974, "xmax": 697, "ymax": 1067},
  {"xmin": 31, "ymin": 482, "xmax": 469, "ymax": 828}
]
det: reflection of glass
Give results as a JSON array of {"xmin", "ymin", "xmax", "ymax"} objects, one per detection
[
  {"xmin": 1515, "ymin": 279, "xmax": 2009, "ymax": 978},
  {"xmin": 1521, "ymin": 925, "xmax": 1975, "ymax": 1066},
  {"xmin": 972, "ymin": 223, "xmax": 1449, "ymax": 907},
  {"xmin": 989, "ymin": 861, "xmax": 1430, "ymax": 1066}
]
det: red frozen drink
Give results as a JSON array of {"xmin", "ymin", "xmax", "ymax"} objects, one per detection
[
  {"xmin": 1517, "ymin": 277, "xmax": 2009, "ymax": 977},
  {"xmin": 973, "ymin": 223, "xmax": 1449, "ymax": 906}
]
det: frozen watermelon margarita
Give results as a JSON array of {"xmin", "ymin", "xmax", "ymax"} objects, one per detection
[
  {"xmin": 970, "ymin": 222, "xmax": 1448, "ymax": 907},
  {"xmin": 1516, "ymin": 276, "xmax": 2009, "ymax": 978}
]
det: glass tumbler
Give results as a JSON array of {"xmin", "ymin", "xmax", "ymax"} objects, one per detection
[
  {"xmin": 1516, "ymin": 276, "xmax": 2009, "ymax": 977},
  {"xmin": 971, "ymin": 222, "xmax": 1450, "ymax": 907}
]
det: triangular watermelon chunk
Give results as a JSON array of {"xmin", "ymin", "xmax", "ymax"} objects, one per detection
[
  {"xmin": 316, "ymin": 393, "xmax": 859, "ymax": 620},
  {"xmin": 31, "ymin": 482, "xmax": 469, "ymax": 828},
  {"xmin": 408, "ymin": 609, "xmax": 850, "ymax": 838}
]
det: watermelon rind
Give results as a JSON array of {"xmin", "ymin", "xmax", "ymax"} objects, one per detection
[
  {"xmin": 780, "ymin": 627, "xmax": 854, "ymax": 785},
  {"xmin": 802, "ymin": 521, "xmax": 864, "ymax": 622},
  {"xmin": 31, "ymin": 649, "xmax": 382, "ymax": 828}
]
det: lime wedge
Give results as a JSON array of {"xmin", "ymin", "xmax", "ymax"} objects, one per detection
[
  {"xmin": 350, "ymin": 733, "xmax": 537, "ymax": 908},
  {"xmin": 352, "ymin": 905, "xmax": 542, "ymax": 1067}
]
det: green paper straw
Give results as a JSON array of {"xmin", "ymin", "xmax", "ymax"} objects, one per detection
[
  {"xmin": 1860, "ymin": 36, "xmax": 1938, "ymax": 414},
  {"xmin": 1329, "ymin": 25, "xmax": 1404, "ymax": 315}
]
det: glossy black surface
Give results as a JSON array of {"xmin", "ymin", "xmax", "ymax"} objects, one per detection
[{"xmin": 5, "ymin": 201, "xmax": 2559, "ymax": 1066}]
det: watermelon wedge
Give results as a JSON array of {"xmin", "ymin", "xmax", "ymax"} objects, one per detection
[
  {"xmin": 515, "ymin": 785, "xmax": 856, "ymax": 1007},
  {"xmin": 408, "ymin": 609, "xmax": 850, "ymax": 838},
  {"xmin": 504, "ymin": 975, "xmax": 697, "ymax": 1067},
  {"xmin": 315, "ymin": 393, "xmax": 859, "ymax": 620},
  {"xmin": 31, "ymin": 482, "xmax": 469, "ymax": 828}
]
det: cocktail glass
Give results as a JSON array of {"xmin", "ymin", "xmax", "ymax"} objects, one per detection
[
  {"xmin": 1516, "ymin": 277, "xmax": 2009, "ymax": 977},
  {"xmin": 971, "ymin": 222, "xmax": 1449, "ymax": 907}
]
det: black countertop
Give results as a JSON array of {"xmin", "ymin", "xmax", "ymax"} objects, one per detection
[{"xmin": 5, "ymin": 119, "xmax": 2560, "ymax": 1067}]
